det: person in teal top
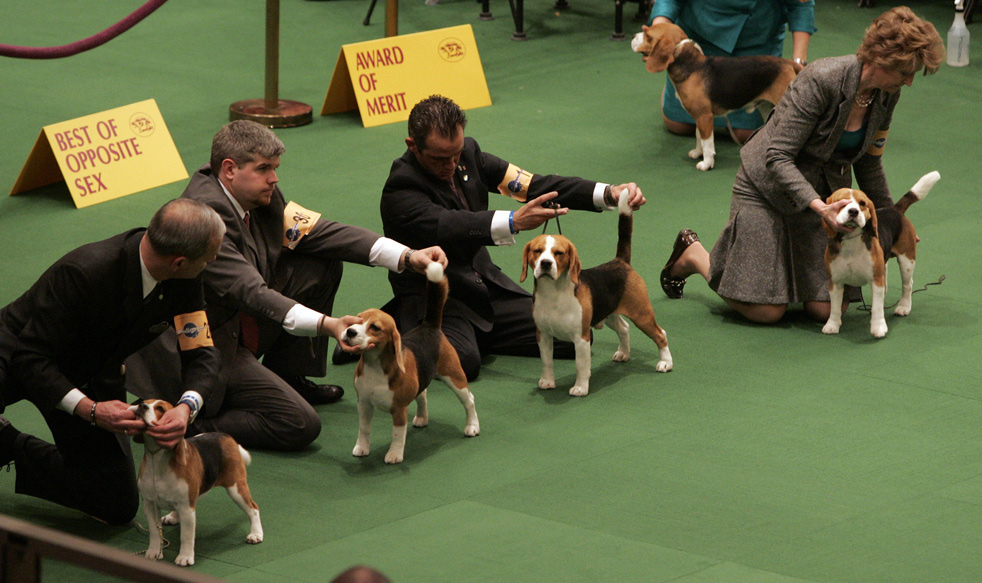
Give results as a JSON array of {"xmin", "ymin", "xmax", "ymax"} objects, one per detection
[{"xmin": 648, "ymin": 0, "xmax": 816, "ymax": 144}]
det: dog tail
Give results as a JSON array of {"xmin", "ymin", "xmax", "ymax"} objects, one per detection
[
  {"xmin": 423, "ymin": 262, "xmax": 449, "ymax": 328},
  {"xmin": 896, "ymin": 170, "xmax": 939, "ymax": 214},
  {"xmin": 238, "ymin": 445, "xmax": 252, "ymax": 467},
  {"xmin": 616, "ymin": 189, "xmax": 633, "ymax": 264}
]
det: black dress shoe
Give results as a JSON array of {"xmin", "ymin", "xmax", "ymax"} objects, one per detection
[
  {"xmin": 332, "ymin": 342, "xmax": 359, "ymax": 365},
  {"xmin": 285, "ymin": 376, "xmax": 344, "ymax": 405}
]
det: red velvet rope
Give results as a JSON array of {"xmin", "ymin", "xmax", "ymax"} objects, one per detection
[{"xmin": 0, "ymin": 0, "xmax": 170, "ymax": 59}]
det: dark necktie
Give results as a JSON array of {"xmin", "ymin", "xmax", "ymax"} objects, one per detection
[{"xmin": 448, "ymin": 177, "xmax": 468, "ymax": 209}]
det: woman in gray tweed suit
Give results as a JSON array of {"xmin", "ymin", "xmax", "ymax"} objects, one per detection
[{"xmin": 659, "ymin": 6, "xmax": 945, "ymax": 324}]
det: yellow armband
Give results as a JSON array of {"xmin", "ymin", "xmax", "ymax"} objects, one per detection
[
  {"xmin": 866, "ymin": 129, "xmax": 888, "ymax": 157},
  {"xmin": 497, "ymin": 163, "xmax": 532, "ymax": 202},
  {"xmin": 174, "ymin": 311, "xmax": 213, "ymax": 351},
  {"xmin": 283, "ymin": 201, "xmax": 322, "ymax": 250}
]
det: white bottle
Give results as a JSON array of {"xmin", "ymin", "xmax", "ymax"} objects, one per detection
[{"xmin": 948, "ymin": 0, "xmax": 970, "ymax": 67}]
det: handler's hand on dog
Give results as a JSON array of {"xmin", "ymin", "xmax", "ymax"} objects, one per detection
[
  {"xmin": 513, "ymin": 191, "xmax": 568, "ymax": 232},
  {"xmin": 814, "ymin": 198, "xmax": 854, "ymax": 234},
  {"xmin": 611, "ymin": 183, "xmax": 646, "ymax": 210},
  {"xmin": 147, "ymin": 406, "xmax": 190, "ymax": 449},
  {"xmin": 409, "ymin": 246, "xmax": 448, "ymax": 274},
  {"xmin": 328, "ymin": 315, "xmax": 373, "ymax": 353},
  {"xmin": 80, "ymin": 399, "xmax": 145, "ymax": 434}
]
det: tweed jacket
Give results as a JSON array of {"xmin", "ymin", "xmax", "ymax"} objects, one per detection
[
  {"xmin": 380, "ymin": 138, "xmax": 603, "ymax": 331},
  {"xmin": 181, "ymin": 165, "xmax": 382, "ymax": 393},
  {"xmin": 0, "ymin": 229, "xmax": 219, "ymax": 413},
  {"xmin": 737, "ymin": 55, "xmax": 899, "ymax": 215}
]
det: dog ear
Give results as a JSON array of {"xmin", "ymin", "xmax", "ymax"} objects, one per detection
[
  {"xmin": 392, "ymin": 328, "xmax": 406, "ymax": 374},
  {"xmin": 520, "ymin": 242, "xmax": 531, "ymax": 283},
  {"xmin": 867, "ymin": 204, "xmax": 878, "ymax": 237},
  {"xmin": 647, "ymin": 31, "xmax": 677, "ymax": 72},
  {"xmin": 567, "ymin": 243, "xmax": 581, "ymax": 285}
]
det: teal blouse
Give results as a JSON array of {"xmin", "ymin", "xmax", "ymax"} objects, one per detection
[{"xmin": 649, "ymin": 0, "xmax": 816, "ymax": 55}]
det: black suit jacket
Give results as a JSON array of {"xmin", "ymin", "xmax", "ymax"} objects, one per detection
[
  {"xmin": 380, "ymin": 137, "xmax": 602, "ymax": 331},
  {"xmin": 0, "ymin": 229, "xmax": 219, "ymax": 413}
]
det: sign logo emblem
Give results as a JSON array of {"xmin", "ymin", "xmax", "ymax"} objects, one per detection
[{"xmin": 438, "ymin": 38, "xmax": 466, "ymax": 62}]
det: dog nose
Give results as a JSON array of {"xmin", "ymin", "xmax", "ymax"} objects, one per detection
[
  {"xmin": 540, "ymin": 259, "xmax": 552, "ymax": 270},
  {"xmin": 344, "ymin": 327, "xmax": 356, "ymax": 339},
  {"xmin": 848, "ymin": 208, "xmax": 858, "ymax": 217}
]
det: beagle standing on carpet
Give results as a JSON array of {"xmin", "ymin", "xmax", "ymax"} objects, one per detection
[
  {"xmin": 130, "ymin": 399, "xmax": 263, "ymax": 567},
  {"xmin": 631, "ymin": 22, "xmax": 802, "ymax": 171},
  {"xmin": 343, "ymin": 262, "xmax": 479, "ymax": 464},
  {"xmin": 521, "ymin": 194, "xmax": 672, "ymax": 397},
  {"xmin": 822, "ymin": 171, "xmax": 939, "ymax": 338}
]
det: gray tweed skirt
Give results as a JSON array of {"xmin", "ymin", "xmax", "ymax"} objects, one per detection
[{"xmin": 707, "ymin": 189, "xmax": 840, "ymax": 305}]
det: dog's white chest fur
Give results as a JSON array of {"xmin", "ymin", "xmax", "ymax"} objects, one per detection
[
  {"xmin": 532, "ymin": 280, "xmax": 584, "ymax": 341},
  {"xmin": 354, "ymin": 358, "xmax": 396, "ymax": 410},
  {"xmin": 138, "ymin": 453, "xmax": 190, "ymax": 509},
  {"xmin": 830, "ymin": 237, "xmax": 876, "ymax": 287}
]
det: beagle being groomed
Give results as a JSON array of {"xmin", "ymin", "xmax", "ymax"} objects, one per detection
[
  {"xmin": 631, "ymin": 22, "xmax": 802, "ymax": 171},
  {"xmin": 130, "ymin": 399, "xmax": 263, "ymax": 567},
  {"xmin": 344, "ymin": 263, "xmax": 479, "ymax": 464},
  {"xmin": 521, "ymin": 194, "xmax": 672, "ymax": 397},
  {"xmin": 822, "ymin": 171, "xmax": 939, "ymax": 338}
]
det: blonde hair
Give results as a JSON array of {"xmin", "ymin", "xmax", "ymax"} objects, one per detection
[{"xmin": 858, "ymin": 6, "xmax": 945, "ymax": 75}]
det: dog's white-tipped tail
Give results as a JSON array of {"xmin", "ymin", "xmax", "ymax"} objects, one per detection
[
  {"xmin": 617, "ymin": 188, "xmax": 633, "ymax": 217},
  {"xmin": 910, "ymin": 171, "xmax": 940, "ymax": 200},
  {"xmin": 239, "ymin": 445, "xmax": 252, "ymax": 467},
  {"xmin": 425, "ymin": 261, "xmax": 445, "ymax": 282}
]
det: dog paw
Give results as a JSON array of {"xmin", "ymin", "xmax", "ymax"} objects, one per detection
[
  {"xmin": 822, "ymin": 322, "xmax": 840, "ymax": 335},
  {"xmin": 384, "ymin": 450, "xmax": 404, "ymax": 464},
  {"xmin": 538, "ymin": 378, "xmax": 556, "ymax": 390},
  {"xmin": 246, "ymin": 533, "xmax": 263, "ymax": 544},
  {"xmin": 612, "ymin": 350, "xmax": 629, "ymax": 362},
  {"xmin": 161, "ymin": 511, "xmax": 179, "ymax": 525},
  {"xmin": 696, "ymin": 159, "xmax": 714, "ymax": 171},
  {"xmin": 464, "ymin": 421, "xmax": 480, "ymax": 437},
  {"xmin": 412, "ymin": 415, "xmax": 428, "ymax": 428},
  {"xmin": 871, "ymin": 323, "xmax": 888, "ymax": 338},
  {"xmin": 688, "ymin": 148, "xmax": 702, "ymax": 160},
  {"xmin": 175, "ymin": 554, "xmax": 194, "ymax": 567},
  {"xmin": 894, "ymin": 302, "xmax": 911, "ymax": 316},
  {"xmin": 656, "ymin": 360, "xmax": 673, "ymax": 372},
  {"xmin": 569, "ymin": 385, "xmax": 589, "ymax": 397},
  {"xmin": 144, "ymin": 548, "xmax": 164, "ymax": 561},
  {"xmin": 352, "ymin": 443, "xmax": 370, "ymax": 457}
]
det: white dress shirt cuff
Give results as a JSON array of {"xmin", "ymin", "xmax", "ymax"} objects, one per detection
[
  {"xmin": 491, "ymin": 210, "xmax": 516, "ymax": 246},
  {"xmin": 370, "ymin": 237, "xmax": 409, "ymax": 272},
  {"xmin": 283, "ymin": 303, "xmax": 323, "ymax": 336},
  {"xmin": 59, "ymin": 388, "xmax": 86, "ymax": 415},
  {"xmin": 594, "ymin": 183, "xmax": 612, "ymax": 209}
]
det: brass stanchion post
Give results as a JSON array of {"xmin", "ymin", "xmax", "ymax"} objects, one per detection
[{"xmin": 229, "ymin": 0, "xmax": 313, "ymax": 127}]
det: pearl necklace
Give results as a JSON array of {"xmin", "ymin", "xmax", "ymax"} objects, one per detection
[{"xmin": 855, "ymin": 91, "xmax": 875, "ymax": 107}]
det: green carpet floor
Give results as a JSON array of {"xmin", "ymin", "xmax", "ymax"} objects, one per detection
[{"xmin": 2, "ymin": 0, "xmax": 981, "ymax": 581}]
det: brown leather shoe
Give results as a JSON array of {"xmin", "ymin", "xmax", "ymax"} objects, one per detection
[
  {"xmin": 285, "ymin": 377, "xmax": 344, "ymax": 405},
  {"xmin": 660, "ymin": 229, "xmax": 700, "ymax": 299}
]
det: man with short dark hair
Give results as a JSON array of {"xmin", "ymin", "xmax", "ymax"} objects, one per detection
[
  {"xmin": 0, "ymin": 199, "xmax": 224, "ymax": 525},
  {"xmin": 379, "ymin": 95, "xmax": 647, "ymax": 381}
]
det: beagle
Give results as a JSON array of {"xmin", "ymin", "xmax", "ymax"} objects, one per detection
[
  {"xmin": 631, "ymin": 22, "xmax": 802, "ymax": 171},
  {"xmin": 822, "ymin": 171, "xmax": 939, "ymax": 338},
  {"xmin": 520, "ymin": 194, "xmax": 672, "ymax": 397},
  {"xmin": 344, "ymin": 263, "xmax": 479, "ymax": 464},
  {"xmin": 130, "ymin": 399, "xmax": 263, "ymax": 566}
]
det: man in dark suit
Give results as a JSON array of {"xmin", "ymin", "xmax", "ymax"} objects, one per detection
[
  {"xmin": 127, "ymin": 120, "xmax": 446, "ymax": 451},
  {"xmin": 0, "ymin": 199, "xmax": 224, "ymax": 525},
  {"xmin": 378, "ymin": 95, "xmax": 647, "ymax": 381}
]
